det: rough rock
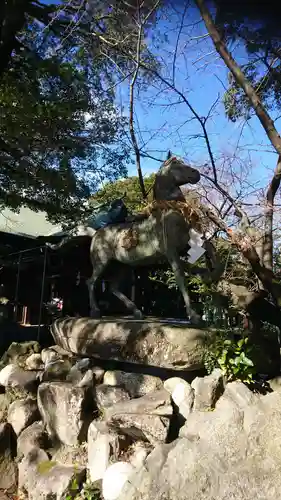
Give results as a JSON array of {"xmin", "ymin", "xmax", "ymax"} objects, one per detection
[
  {"xmin": 74, "ymin": 358, "xmax": 91, "ymax": 371},
  {"xmin": 102, "ymin": 462, "xmax": 135, "ymax": 500},
  {"xmin": 180, "ymin": 395, "xmax": 246, "ymax": 464},
  {"xmin": 0, "ymin": 341, "xmax": 41, "ymax": 369},
  {"xmin": 191, "ymin": 368, "xmax": 224, "ymax": 411},
  {"xmin": 25, "ymin": 353, "xmax": 44, "ymax": 370},
  {"xmin": 52, "ymin": 442, "xmax": 88, "ymax": 468},
  {"xmin": 92, "ymin": 366, "xmax": 105, "ymax": 383},
  {"xmin": 117, "ymin": 385, "xmax": 281, "ymax": 500},
  {"xmin": 104, "ymin": 371, "xmax": 163, "ymax": 398},
  {"xmin": 18, "ymin": 448, "xmax": 86, "ymax": 500},
  {"xmin": 48, "ymin": 345, "xmax": 74, "ymax": 358},
  {"xmin": 40, "ymin": 359, "xmax": 72, "ymax": 382},
  {"xmin": 38, "ymin": 382, "xmax": 91, "ymax": 446},
  {"xmin": 8, "ymin": 397, "xmax": 39, "ymax": 436},
  {"xmin": 0, "ymin": 423, "xmax": 17, "ymax": 493},
  {"xmin": 268, "ymin": 376, "xmax": 281, "ymax": 391},
  {"xmin": 66, "ymin": 364, "xmax": 103, "ymax": 386},
  {"xmin": 66, "ymin": 359, "xmax": 94, "ymax": 386},
  {"xmin": 105, "ymin": 389, "xmax": 173, "ymax": 445},
  {"xmin": 18, "ymin": 447, "xmax": 49, "ymax": 494},
  {"xmin": 0, "ymin": 493, "xmax": 10, "ymax": 500},
  {"xmin": 88, "ymin": 421, "xmax": 121, "ymax": 482},
  {"xmin": 0, "ymin": 364, "xmax": 39, "ymax": 391},
  {"xmin": 94, "ymin": 384, "xmax": 130, "ymax": 410},
  {"xmin": 66, "ymin": 365, "xmax": 86, "ymax": 385},
  {"xmin": 0, "ymin": 393, "xmax": 10, "ymax": 422},
  {"xmin": 17, "ymin": 421, "xmax": 48, "ymax": 458},
  {"xmin": 77, "ymin": 369, "xmax": 95, "ymax": 388},
  {"xmin": 179, "ymin": 383, "xmax": 256, "ymax": 458},
  {"xmin": 216, "ymin": 380, "xmax": 258, "ymax": 411},
  {"xmin": 164, "ymin": 377, "xmax": 194, "ymax": 419},
  {"xmin": 51, "ymin": 317, "xmax": 216, "ymax": 370},
  {"xmin": 129, "ymin": 442, "xmax": 150, "ymax": 469},
  {"xmin": 41, "ymin": 348, "xmax": 61, "ymax": 366}
]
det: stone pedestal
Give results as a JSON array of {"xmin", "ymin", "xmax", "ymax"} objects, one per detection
[{"xmin": 51, "ymin": 316, "xmax": 215, "ymax": 371}]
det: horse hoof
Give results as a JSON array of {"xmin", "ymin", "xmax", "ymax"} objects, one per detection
[
  {"xmin": 90, "ymin": 310, "xmax": 101, "ymax": 319},
  {"xmin": 189, "ymin": 312, "xmax": 203, "ymax": 326},
  {"xmin": 133, "ymin": 310, "xmax": 143, "ymax": 320}
]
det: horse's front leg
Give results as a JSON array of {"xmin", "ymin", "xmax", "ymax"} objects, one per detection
[{"xmin": 167, "ymin": 252, "xmax": 202, "ymax": 325}]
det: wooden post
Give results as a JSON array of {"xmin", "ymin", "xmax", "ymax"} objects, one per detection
[
  {"xmin": 14, "ymin": 253, "xmax": 22, "ymax": 321},
  {"xmin": 37, "ymin": 246, "xmax": 47, "ymax": 341},
  {"xmin": 21, "ymin": 306, "xmax": 27, "ymax": 325}
]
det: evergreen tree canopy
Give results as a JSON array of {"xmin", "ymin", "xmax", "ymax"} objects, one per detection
[
  {"xmin": 1, "ymin": 0, "xmax": 159, "ymax": 223},
  {"xmin": 91, "ymin": 174, "xmax": 156, "ymax": 212},
  {"xmin": 208, "ymin": 0, "xmax": 281, "ymax": 121}
]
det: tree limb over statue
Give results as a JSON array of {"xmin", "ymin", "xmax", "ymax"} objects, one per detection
[
  {"xmin": 195, "ymin": 0, "xmax": 281, "ymax": 306},
  {"xmin": 195, "ymin": 0, "xmax": 281, "ymax": 157}
]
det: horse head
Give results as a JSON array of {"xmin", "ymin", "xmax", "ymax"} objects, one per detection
[{"xmin": 153, "ymin": 153, "xmax": 201, "ymax": 201}]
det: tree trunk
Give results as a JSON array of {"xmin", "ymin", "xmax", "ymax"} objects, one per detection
[
  {"xmin": 195, "ymin": 0, "xmax": 281, "ymax": 156},
  {"xmin": 196, "ymin": 0, "xmax": 281, "ymax": 305},
  {"xmin": 263, "ymin": 155, "xmax": 281, "ymax": 271},
  {"xmin": 201, "ymin": 205, "xmax": 281, "ymax": 303}
]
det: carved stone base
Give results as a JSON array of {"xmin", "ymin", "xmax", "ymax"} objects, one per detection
[{"xmin": 50, "ymin": 316, "xmax": 215, "ymax": 371}]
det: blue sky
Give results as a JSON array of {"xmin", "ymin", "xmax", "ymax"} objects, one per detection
[
  {"xmin": 40, "ymin": 1, "xmax": 280, "ymax": 204},
  {"xmin": 115, "ymin": 5, "xmax": 279, "ymax": 203}
]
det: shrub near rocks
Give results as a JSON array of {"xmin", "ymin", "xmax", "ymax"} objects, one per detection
[{"xmin": 203, "ymin": 331, "xmax": 256, "ymax": 384}]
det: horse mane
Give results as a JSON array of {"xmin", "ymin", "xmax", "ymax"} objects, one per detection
[{"xmin": 141, "ymin": 198, "xmax": 211, "ymax": 233}]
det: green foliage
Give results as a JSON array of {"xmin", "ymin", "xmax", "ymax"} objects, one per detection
[
  {"xmin": 90, "ymin": 174, "xmax": 156, "ymax": 212},
  {"xmin": 149, "ymin": 266, "xmax": 213, "ymax": 294},
  {"xmin": 1, "ymin": 0, "xmax": 161, "ymax": 223},
  {"xmin": 85, "ymin": 0, "xmax": 161, "ymax": 81},
  {"xmin": 37, "ymin": 460, "xmax": 57, "ymax": 475},
  {"xmin": 5, "ymin": 386, "xmax": 33, "ymax": 404},
  {"xmin": 204, "ymin": 330, "xmax": 256, "ymax": 384},
  {"xmin": 66, "ymin": 479, "xmax": 102, "ymax": 500},
  {"xmin": 209, "ymin": 0, "xmax": 281, "ymax": 119},
  {"xmin": 222, "ymin": 64, "xmax": 277, "ymax": 122}
]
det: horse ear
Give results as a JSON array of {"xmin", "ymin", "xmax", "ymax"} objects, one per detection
[{"xmin": 166, "ymin": 150, "xmax": 172, "ymax": 160}]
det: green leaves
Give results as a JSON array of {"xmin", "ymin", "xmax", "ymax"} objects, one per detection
[
  {"xmin": 90, "ymin": 174, "xmax": 156, "ymax": 213},
  {"xmin": 0, "ymin": 0, "xmax": 132, "ymax": 223},
  {"xmin": 204, "ymin": 331, "xmax": 256, "ymax": 384},
  {"xmin": 212, "ymin": 1, "xmax": 281, "ymax": 119}
]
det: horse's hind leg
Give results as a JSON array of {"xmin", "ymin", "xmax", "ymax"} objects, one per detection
[
  {"xmin": 110, "ymin": 285, "xmax": 143, "ymax": 319},
  {"xmin": 109, "ymin": 268, "xmax": 143, "ymax": 319},
  {"xmin": 86, "ymin": 261, "xmax": 105, "ymax": 318}
]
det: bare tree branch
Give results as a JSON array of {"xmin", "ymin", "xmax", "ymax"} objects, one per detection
[
  {"xmin": 195, "ymin": 0, "xmax": 281, "ymax": 157},
  {"xmin": 172, "ymin": 0, "xmax": 189, "ymax": 86},
  {"xmin": 128, "ymin": 0, "xmax": 160, "ymax": 199},
  {"xmin": 129, "ymin": 13, "xmax": 146, "ymax": 199}
]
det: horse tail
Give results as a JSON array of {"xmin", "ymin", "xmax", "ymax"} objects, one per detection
[
  {"xmin": 46, "ymin": 234, "xmax": 75, "ymax": 250},
  {"xmin": 46, "ymin": 226, "xmax": 96, "ymax": 251}
]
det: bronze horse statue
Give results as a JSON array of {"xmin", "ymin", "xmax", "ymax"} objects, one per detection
[{"xmin": 48, "ymin": 153, "xmax": 219, "ymax": 324}]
